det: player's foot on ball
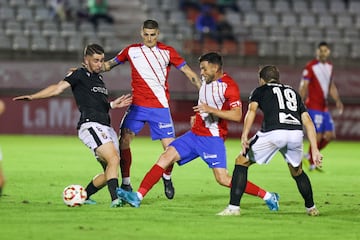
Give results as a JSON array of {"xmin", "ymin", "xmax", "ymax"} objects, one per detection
[
  {"xmin": 120, "ymin": 183, "xmax": 133, "ymax": 192},
  {"xmin": 116, "ymin": 187, "xmax": 141, "ymax": 208},
  {"xmin": 162, "ymin": 177, "xmax": 175, "ymax": 199},
  {"xmin": 110, "ymin": 198, "xmax": 123, "ymax": 208},
  {"xmin": 265, "ymin": 192, "xmax": 280, "ymax": 211},
  {"xmin": 84, "ymin": 198, "xmax": 97, "ymax": 205},
  {"xmin": 307, "ymin": 207, "xmax": 320, "ymax": 216}
]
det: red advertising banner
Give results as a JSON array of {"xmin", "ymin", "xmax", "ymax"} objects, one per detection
[{"xmin": 1, "ymin": 97, "xmax": 359, "ymax": 140}]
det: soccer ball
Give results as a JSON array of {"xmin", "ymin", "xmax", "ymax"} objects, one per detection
[{"xmin": 62, "ymin": 184, "xmax": 87, "ymax": 207}]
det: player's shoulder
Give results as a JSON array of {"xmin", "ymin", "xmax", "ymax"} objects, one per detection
[
  {"xmin": 305, "ymin": 59, "xmax": 318, "ymax": 68},
  {"xmin": 221, "ymin": 73, "xmax": 237, "ymax": 84},
  {"xmin": 157, "ymin": 42, "xmax": 177, "ymax": 51},
  {"xmin": 65, "ymin": 67, "xmax": 85, "ymax": 78}
]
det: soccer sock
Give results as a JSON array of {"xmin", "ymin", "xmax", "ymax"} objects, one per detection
[
  {"xmin": 85, "ymin": 181, "xmax": 100, "ymax": 199},
  {"xmin": 107, "ymin": 178, "xmax": 119, "ymax": 201},
  {"xmin": 244, "ymin": 180, "xmax": 266, "ymax": 198},
  {"xmin": 293, "ymin": 171, "xmax": 314, "ymax": 208},
  {"xmin": 308, "ymin": 146, "xmax": 315, "ymax": 165},
  {"xmin": 229, "ymin": 165, "xmax": 248, "ymax": 206},
  {"xmin": 163, "ymin": 163, "xmax": 174, "ymax": 177},
  {"xmin": 319, "ymin": 139, "xmax": 329, "ymax": 150},
  {"xmin": 138, "ymin": 164, "xmax": 164, "ymax": 198},
  {"xmin": 120, "ymin": 148, "xmax": 132, "ymax": 178}
]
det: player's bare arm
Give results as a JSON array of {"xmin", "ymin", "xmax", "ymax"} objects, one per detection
[
  {"xmin": 193, "ymin": 102, "xmax": 242, "ymax": 122},
  {"xmin": 102, "ymin": 58, "xmax": 119, "ymax": 72},
  {"xmin": 13, "ymin": 80, "xmax": 70, "ymax": 101},
  {"xmin": 241, "ymin": 102, "xmax": 258, "ymax": 152},
  {"xmin": 299, "ymin": 79, "xmax": 309, "ymax": 100},
  {"xmin": 109, "ymin": 94, "xmax": 132, "ymax": 109},
  {"xmin": 301, "ymin": 112, "xmax": 323, "ymax": 166},
  {"xmin": 180, "ymin": 64, "xmax": 201, "ymax": 89},
  {"xmin": 329, "ymin": 82, "xmax": 344, "ymax": 114}
]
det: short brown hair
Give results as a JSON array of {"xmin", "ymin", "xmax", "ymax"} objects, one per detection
[{"xmin": 142, "ymin": 19, "xmax": 159, "ymax": 29}]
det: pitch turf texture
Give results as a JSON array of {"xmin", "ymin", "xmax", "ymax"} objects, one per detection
[{"xmin": 0, "ymin": 135, "xmax": 359, "ymax": 240}]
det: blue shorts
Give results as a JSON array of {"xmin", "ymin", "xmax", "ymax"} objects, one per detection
[
  {"xmin": 308, "ymin": 109, "xmax": 334, "ymax": 133},
  {"xmin": 170, "ymin": 131, "xmax": 227, "ymax": 169},
  {"xmin": 120, "ymin": 105, "xmax": 175, "ymax": 140}
]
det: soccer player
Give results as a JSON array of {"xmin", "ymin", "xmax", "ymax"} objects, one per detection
[
  {"xmin": 116, "ymin": 52, "xmax": 280, "ymax": 210},
  {"xmin": 13, "ymin": 44, "xmax": 132, "ymax": 208},
  {"xmin": 299, "ymin": 41, "xmax": 343, "ymax": 171},
  {"xmin": 101, "ymin": 19, "xmax": 202, "ymax": 199},
  {"xmin": 217, "ymin": 65, "xmax": 322, "ymax": 216},
  {"xmin": 0, "ymin": 99, "xmax": 5, "ymax": 196}
]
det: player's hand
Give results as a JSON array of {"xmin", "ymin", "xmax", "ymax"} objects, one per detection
[
  {"xmin": 336, "ymin": 100, "xmax": 344, "ymax": 115},
  {"xmin": 110, "ymin": 94, "xmax": 132, "ymax": 109},
  {"xmin": 193, "ymin": 101, "xmax": 211, "ymax": 114},
  {"xmin": 13, "ymin": 95, "xmax": 33, "ymax": 101},
  {"xmin": 240, "ymin": 135, "xmax": 249, "ymax": 155},
  {"xmin": 311, "ymin": 149, "xmax": 323, "ymax": 168}
]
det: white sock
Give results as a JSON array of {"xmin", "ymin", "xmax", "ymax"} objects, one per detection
[
  {"xmin": 162, "ymin": 173, "xmax": 171, "ymax": 180},
  {"xmin": 263, "ymin": 192, "xmax": 272, "ymax": 200},
  {"xmin": 228, "ymin": 204, "xmax": 240, "ymax": 210},
  {"xmin": 136, "ymin": 192, "xmax": 144, "ymax": 200},
  {"xmin": 122, "ymin": 177, "xmax": 130, "ymax": 185}
]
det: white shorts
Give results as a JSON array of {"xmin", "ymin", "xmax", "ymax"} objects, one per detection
[
  {"xmin": 0, "ymin": 146, "xmax": 2, "ymax": 161},
  {"xmin": 246, "ymin": 129, "xmax": 304, "ymax": 167},
  {"xmin": 78, "ymin": 122, "xmax": 119, "ymax": 156}
]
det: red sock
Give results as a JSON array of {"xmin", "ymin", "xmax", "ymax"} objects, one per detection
[
  {"xmin": 229, "ymin": 180, "xmax": 266, "ymax": 198},
  {"xmin": 138, "ymin": 164, "xmax": 164, "ymax": 198},
  {"xmin": 164, "ymin": 163, "xmax": 174, "ymax": 176},
  {"xmin": 318, "ymin": 139, "xmax": 329, "ymax": 150},
  {"xmin": 245, "ymin": 180, "xmax": 266, "ymax": 198},
  {"xmin": 308, "ymin": 145, "xmax": 314, "ymax": 165},
  {"xmin": 120, "ymin": 148, "xmax": 131, "ymax": 178}
]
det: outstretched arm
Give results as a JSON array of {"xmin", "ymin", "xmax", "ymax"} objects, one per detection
[
  {"xmin": 102, "ymin": 57, "xmax": 120, "ymax": 72},
  {"xmin": 13, "ymin": 80, "xmax": 70, "ymax": 101},
  {"xmin": 109, "ymin": 94, "xmax": 132, "ymax": 109},
  {"xmin": 302, "ymin": 112, "xmax": 323, "ymax": 167},
  {"xmin": 180, "ymin": 64, "xmax": 201, "ymax": 90}
]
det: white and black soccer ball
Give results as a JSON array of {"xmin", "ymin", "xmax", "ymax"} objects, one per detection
[{"xmin": 62, "ymin": 184, "xmax": 87, "ymax": 207}]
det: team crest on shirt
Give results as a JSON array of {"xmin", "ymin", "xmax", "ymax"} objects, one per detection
[{"xmin": 230, "ymin": 101, "xmax": 241, "ymax": 108}]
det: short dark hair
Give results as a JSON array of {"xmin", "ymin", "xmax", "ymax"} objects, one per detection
[
  {"xmin": 198, "ymin": 52, "xmax": 223, "ymax": 68},
  {"xmin": 259, "ymin": 65, "xmax": 280, "ymax": 83},
  {"xmin": 142, "ymin": 19, "xmax": 159, "ymax": 29},
  {"xmin": 318, "ymin": 41, "xmax": 329, "ymax": 48},
  {"xmin": 84, "ymin": 43, "xmax": 104, "ymax": 56}
]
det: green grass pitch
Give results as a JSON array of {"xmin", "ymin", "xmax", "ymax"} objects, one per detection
[{"xmin": 0, "ymin": 135, "xmax": 359, "ymax": 240}]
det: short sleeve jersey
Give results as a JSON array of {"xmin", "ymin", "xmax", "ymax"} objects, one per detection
[
  {"xmin": 191, "ymin": 73, "xmax": 242, "ymax": 139},
  {"xmin": 115, "ymin": 42, "xmax": 186, "ymax": 108},
  {"xmin": 250, "ymin": 82, "xmax": 307, "ymax": 132},
  {"xmin": 301, "ymin": 59, "xmax": 333, "ymax": 111},
  {"xmin": 64, "ymin": 68, "xmax": 110, "ymax": 129}
]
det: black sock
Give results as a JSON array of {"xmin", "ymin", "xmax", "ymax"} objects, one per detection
[
  {"xmin": 229, "ymin": 165, "xmax": 248, "ymax": 206},
  {"xmin": 293, "ymin": 171, "xmax": 314, "ymax": 208},
  {"xmin": 107, "ymin": 178, "xmax": 119, "ymax": 201},
  {"xmin": 85, "ymin": 181, "xmax": 100, "ymax": 200}
]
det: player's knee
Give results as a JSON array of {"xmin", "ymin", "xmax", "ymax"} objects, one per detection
[
  {"xmin": 215, "ymin": 175, "xmax": 228, "ymax": 186},
  {"xmin": 235, "ymin": 155, "xmax": 249, "ymax": 166}
]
